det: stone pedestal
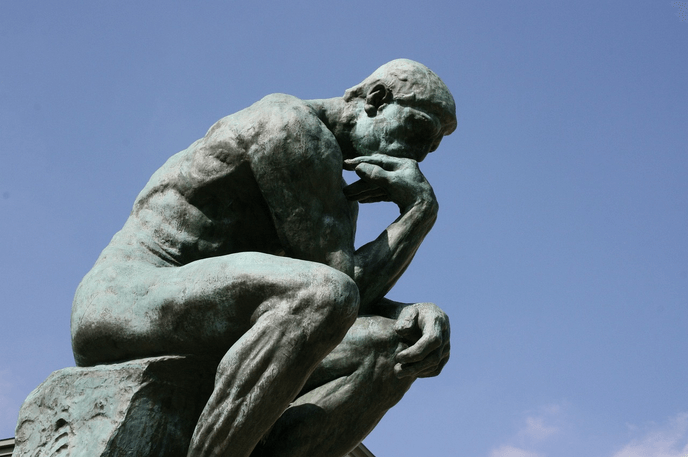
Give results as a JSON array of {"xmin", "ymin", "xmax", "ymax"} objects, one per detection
[{"xmin": 13, "ymin": 356, "xmax": 216, "ymax": 457}]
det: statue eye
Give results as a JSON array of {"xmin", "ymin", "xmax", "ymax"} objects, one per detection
[{"xmin": 407, "ymin": 113, "xmax": 439, "ymax": 141}]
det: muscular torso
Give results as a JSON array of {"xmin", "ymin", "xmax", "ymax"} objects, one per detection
[{"xmin": 99, "ymin": 94, "xmax": 355, "ymax": 268}]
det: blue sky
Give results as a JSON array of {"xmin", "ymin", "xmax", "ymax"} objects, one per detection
[{"xmin": 1, "ymin": 2, "xmax": 687, "ymax": 456}]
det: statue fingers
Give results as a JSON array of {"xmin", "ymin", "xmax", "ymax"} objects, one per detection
[
  {"xmin": 343, "ymin": 178, "xmax": 377, "ymax": 195},
  {"xmin": 416, "ymin": 350, "xmax": 450, "ymax": 378},
  {"xmin": 353, "ymin": 162, "xmax": 394, "ymax": 185},
  {"xmin": 344, "ymin": 154, "xmax": 410, "ymax": 171},
  {"xmin": 358, "ymin": 194, "xmax": 391, "ymax": 204},
  {"xmin": 351, "ymin": 190, "xmax": 390, "ymax": 203},
  {"xmin": 343, "ymin": 180, "xmax": 387, "ymax": 201},
  {"xmin": 394, "ymin": 347, "xmax": 445, "ymax": 378},
  {"xmin": 395, "ymin": 331, "xmax": 442, "ymax": 365}
]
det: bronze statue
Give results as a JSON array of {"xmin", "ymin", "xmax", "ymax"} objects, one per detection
[{"xmin": 71, "ymin": 59, "xmax": 456, "ymax": 457}]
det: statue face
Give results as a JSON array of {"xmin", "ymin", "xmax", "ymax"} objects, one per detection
[{"xmin": 350, "ymin": 102, "xmax": 444, "ymax": 162}]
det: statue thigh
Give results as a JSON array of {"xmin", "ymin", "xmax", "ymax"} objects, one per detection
[{"xmin": 71, "ymin": 251, "xmax": 359, "ymax": 367}]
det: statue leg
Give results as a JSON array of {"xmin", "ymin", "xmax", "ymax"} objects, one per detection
[
  {"xmin": 251, "ymin": 314, "xmax": 418, "ymax": 457},
  {"xmin": 72, "ymin": 252, "xmax": 359, "ymax": 457},
  {"xmin": 184, "ymin": 254, "xmax": 360, "ymax": 457}
]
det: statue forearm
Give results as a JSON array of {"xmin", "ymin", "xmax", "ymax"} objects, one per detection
[{"xmin": 354, "ymin": 198, "xmax": 437, "ymax": 313}]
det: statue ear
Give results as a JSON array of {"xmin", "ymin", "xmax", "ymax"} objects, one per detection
[{"xmin": 364, "ymin": 84, "xmax": 392, "ymax": 117}]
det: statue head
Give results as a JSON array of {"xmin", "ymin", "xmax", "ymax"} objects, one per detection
[
  {"xmin": 344, "ymin": 59, "xmax": 457, "ymax": 136},
  {"xmin": 345, "ymin": 59, "xmax": 457, "ymax": 161}
]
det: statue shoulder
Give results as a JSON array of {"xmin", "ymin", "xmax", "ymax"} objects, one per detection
[
  {"xmin": 255, "ymin": 93, "xmax": 325, "ymax": 130},
  {"xmin": 244, "ymin": 94, "xmax": 339, "ymax": 158}
]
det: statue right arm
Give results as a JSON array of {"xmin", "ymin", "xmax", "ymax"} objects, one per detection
[
  {"xmin": 344, "ymin": 154, "xmax": 450, "ymax": 379},
  {"xmin": 343, "ymin": 154, "xmax": 438, "ymax": 310}
]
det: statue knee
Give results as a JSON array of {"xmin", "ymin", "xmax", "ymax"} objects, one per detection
[
  {"xmin": 354, "ymin": 317, "xmax": 416, "ymax": 406},
  {"xmin": 371, "ymin": 349, "xmax": 416, "ymax": 408},
  {"xmin": 298, "ymin": 266, "xmax": 359, "ymax": 342}
]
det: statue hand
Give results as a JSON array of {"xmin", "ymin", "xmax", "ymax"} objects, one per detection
[
  {"xmin": 393, "ymin": 302, "xmax": 450, "ymax": 378},
  {"xmin": 343, "ymin": 155, "xmax": 437, "ymax": 213}
]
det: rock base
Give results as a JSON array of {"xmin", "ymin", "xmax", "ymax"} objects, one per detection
[{"xmin": 14, "ymin": 356, "xmax": 216, "ymax": 457}]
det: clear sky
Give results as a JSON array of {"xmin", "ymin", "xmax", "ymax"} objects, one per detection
[{"xmin": 1, "ymin": 2, "xmax": 687, "ymax": 456}]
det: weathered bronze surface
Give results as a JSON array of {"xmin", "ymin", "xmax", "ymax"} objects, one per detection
[{"xmin": 19, "ymin": 59, "xmax": 456, "ymax": 457}]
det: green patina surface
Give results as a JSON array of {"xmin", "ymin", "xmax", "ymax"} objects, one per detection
[{"xmin": 19, "ymin": 60, "xmax": 456, "ymax": 457}]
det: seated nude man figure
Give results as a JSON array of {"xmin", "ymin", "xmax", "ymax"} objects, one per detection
[{"xmin": 71, "ymin": 59, "xmax": 456, "ymax": 457}]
